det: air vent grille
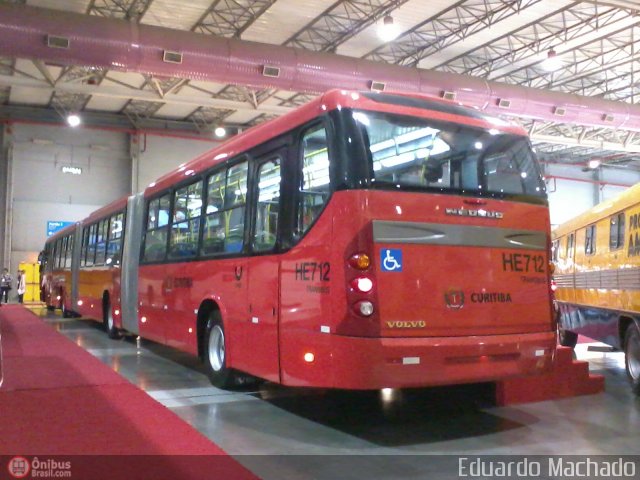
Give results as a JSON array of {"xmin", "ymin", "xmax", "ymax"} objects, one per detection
[
  {"xmin": 441, "ymin": 91, "xmax": 456, "ymax": 101},
  {"xmin": 46, "ymin": 35, "xmax": 70, "ymax": 49},
  {"xmin": 262, "ymin": 65, "xmax": 280, "ymax": 78},
  {"xmin": 163, "ymin": 50, "xmax": 183, "ymax": 64},
  {"xmin": 370, "ymin": 81, "xmax": 386, "ymax": 92}
]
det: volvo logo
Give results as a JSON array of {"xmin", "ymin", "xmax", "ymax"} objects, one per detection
[
  {"xmin": 386, "ymin": 320, "xmax": 426, "ymax": 329},
  {"xmin": 445, "ymin": 290, "xmax": 465, "ymax": 309},
  {"xmin": 445, "ymin": 208, "xmax": 503, "ymax": 219}
]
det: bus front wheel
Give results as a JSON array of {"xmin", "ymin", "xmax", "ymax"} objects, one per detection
[
  {"xmin": 559, "ymin": 329, "xmax": 578, "ymax": 349},
  {"xmin": 204, "ymin": 314, "xmax": 237, "ymax": 389},
  {"xmin": 624, "ymin": 324, "xmax": 640, "ymax": 396}
]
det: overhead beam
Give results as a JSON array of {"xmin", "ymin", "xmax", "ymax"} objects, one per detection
[
  {"xmin": 530, "ymin": 133, "xmax": 640, "ymax": 153},
  {"xmin": 0, "ymin": 73, "xmax": 292, "ymax": 116}
]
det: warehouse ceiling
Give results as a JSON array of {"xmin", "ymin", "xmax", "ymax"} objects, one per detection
[{"xmin": 1, "ymin": 0, "xmax": 640, "ymax": 175}]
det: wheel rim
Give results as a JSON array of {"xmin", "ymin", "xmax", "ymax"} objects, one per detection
[
  {"xmin": 627, "ymin": 330, "xmax": 640, "ymax": 381},
  {"xmin": 208, "ymin": 325, "xmax": 225, "ymax": 372}
]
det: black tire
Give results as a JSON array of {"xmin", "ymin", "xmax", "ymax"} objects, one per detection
[
  {"xmin": 103, "ymin": 299, "xmax": 122, "ymax": 339},
  {"xmin": 204, "ymin": 312, "xmax": 237, "ymax": 388},
  {"xmin": 46, "ymin": 305, "xmax": 55, "ymax": 312},
  {"xmin": 624, "ymin": 324, "xmax": 640, "ymax": 396},
  {"xmin": 559, "ymin": 328, "xmax": 578, "ymax": 349}
]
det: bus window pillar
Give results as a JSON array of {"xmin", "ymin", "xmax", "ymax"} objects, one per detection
[{"xmin": 0, "ymin": 124, "xmax": 13, "ymax": 271}]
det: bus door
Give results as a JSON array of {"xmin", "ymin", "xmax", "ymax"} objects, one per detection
[{"xmin": 243, "ymin": 153, "xmax": 284, "ymax": 383}]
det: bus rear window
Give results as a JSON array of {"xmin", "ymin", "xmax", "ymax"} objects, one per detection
[{"xmin": 354, "ymin": 111, "xmax": 545, "ymax": 198}]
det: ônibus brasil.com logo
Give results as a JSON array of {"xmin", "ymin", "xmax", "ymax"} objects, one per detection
[
  {"xmin": 7, "ymin": 456, "xmax": 72, "ymax": 478},
  {"xmin": 7, "ymin": 457, "xmax": 30, "ymax": 479}
]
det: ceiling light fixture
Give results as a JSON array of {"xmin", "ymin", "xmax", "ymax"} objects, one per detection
[
  {"xmin": 67, "ymin": 113, "xmax": 81, "ymax": 128},
  {"xmin": 378, "ymin": 15, "xmax": 400, "ymax": 42},
  {"xmin": 541, "ymin": 48, "xmax": 563, "ymax": 72},
  {"xmin": 214, "ymin": 127, "xmax": 226, "ymax": 138},
  {"xmin": 587, "ymin": 159, "xmax": 602, "ymax": 169}
]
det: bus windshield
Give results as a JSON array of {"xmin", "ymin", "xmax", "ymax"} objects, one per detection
[{"xmin": 354, "ymin": 110, "xmax": 546, "ymax": 198}]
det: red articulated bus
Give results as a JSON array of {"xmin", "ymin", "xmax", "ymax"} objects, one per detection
[{"xmin": 42, "ymin": 90, "xmax": 556, "ymax": 389}]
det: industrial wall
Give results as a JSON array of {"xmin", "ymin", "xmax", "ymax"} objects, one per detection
[
  {"xmin": 9, "ymin": 123, "xmax": 130, "ymax": 270},
  {"xmin": 3, "ymin": 124, "xmax": 219, "ymax": 273},
  {"xmin": 546, "ymin": 163, "xmax": 640, "ymax": 227},
  {"xmin": 135, "ymin": 133, "xmax": 217, "ymax": 191}
]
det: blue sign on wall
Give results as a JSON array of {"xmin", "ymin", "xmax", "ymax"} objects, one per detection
[{"xmin": 47, "ymin": 221, "xmax": 74, "ymax": 237}]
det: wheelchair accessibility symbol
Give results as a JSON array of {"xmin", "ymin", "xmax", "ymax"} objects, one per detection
[{"xmin": 381, "ymin": 249, "xmax": 403, "ymax": 272}]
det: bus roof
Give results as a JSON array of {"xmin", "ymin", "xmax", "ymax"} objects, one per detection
[
  {"xmin": 83, "ymin": 196, "xmax": 129, "ymax": 225},
  {"xmin": 46, "ymin": 222, "xmax": 78, "ymax": 243},
  {"xmin": 553, "ymin": 181, "xmax": 640, "ymax": 238},
  {"xmin": 46, "ymin": 196, "xmax": 129, "ymax": 244},
  {"xmin": 145, "ymin": 89, "xmax": 527, "ymax": 198}
]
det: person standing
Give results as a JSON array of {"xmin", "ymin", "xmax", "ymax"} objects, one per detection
[
  {"xmin": 0, "ymin": 268, "xmax": 12, "ymax": 304},
  {"xmin": 17, "ymin": 270, "xmax": 26, "ymax": 304}
]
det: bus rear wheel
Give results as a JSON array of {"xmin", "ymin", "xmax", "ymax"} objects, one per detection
[
  {"xmin": 103, "ymin": 300, "xmax": 122, "ymax": 340},
  {"xmin": 624, "ymin": 324, "xmax": 640, "ymax": 396},
  {"xmin": 62, "ymin": 300, "xmax": 72, "ymax": 318},
  {"xmin": 204, "ymin": 314, "xmax": 237, "ymax": 389}
]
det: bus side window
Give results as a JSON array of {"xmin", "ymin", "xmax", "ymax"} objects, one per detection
[
  {"xmin": 95, "ymin": 218, "xmax": 109, "ymax": 265},
  {"xmin": 551, "ymin": 240, "xmax": 559, "ymax": 263},
  {"xmin": 86, "ymin": 223, "xmax": 98, "ymax": 267},
  {"xmin": 80, "ymin": 227, "xmax": 89, "ymax": 268},
  {"xmin": 610, "ymin": 212, "xmax": 625, "ymax": 250},
  {"xmin": 169, "ymin": 180, "xmax": 203, "ymax": 260},
  {"xmin": 143, "ymin": 194, "xmax": 171, "ymax": 262},
  {"xmin": 252, "ymin": 158, "xmax": 281, "ymax": 253},
  {"xmin": 65, "ymin": 235, "xmax": 74, "ymax": 269},
  {"xmin": 295, "ymin": 125, "xmax": 331, "ymax": 239},
  {"xmin": 566, "ymin": 233, "xmax": 574, "ymax": 260},
  {"xmin": 202, "ymin": 161, "xmax": 248, "ymax": 255},
  {"xmin": 106, "ymin": 212, "xmax": 124, "ymax": 265},
  {"xmin": 585, "ymin": 224, "xmax": 596, "ymax": 255}
]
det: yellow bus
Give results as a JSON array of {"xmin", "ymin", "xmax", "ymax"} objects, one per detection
[{"xmin": 552, "ymin": 182, "xmax": 640, "ymax": 396}]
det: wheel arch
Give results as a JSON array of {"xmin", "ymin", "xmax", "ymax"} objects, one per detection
[
  {"xmin": 620, "ymin": 315, "xmax": 640, "ymax": 348},
  {"xmin": 196, "ymin": 298, "xmax": 224, "ymax": 361}
]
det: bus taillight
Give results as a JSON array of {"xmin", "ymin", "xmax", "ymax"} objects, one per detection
[
  {"xmin": 348, "ymin": 253, "xmax": 371, "ymax": 270},
  {"xmin": 351, "ymin": 276, "xmax": 374, "ymax": 293},
  {"xmin": 353, "ymin": 300, "xmax": 374, "ymax": 317},
  {"xmin": 550, "ymin": 280, "xmax": 557, "ymax": 292}
]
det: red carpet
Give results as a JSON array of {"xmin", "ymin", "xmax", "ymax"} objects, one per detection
[{"xmin": 0, "ymin": 305, "xmax": 260, "ymax": 479}]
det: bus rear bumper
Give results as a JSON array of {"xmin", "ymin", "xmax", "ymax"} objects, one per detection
[{"xmin": 280, "ymin": 331, "xmax": 556, "ymax": 390}]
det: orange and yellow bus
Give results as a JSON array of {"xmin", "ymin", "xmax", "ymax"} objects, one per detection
[
  {"xmin": 42, "ymin": 89, "xmax": 556, "ymax": 390},
  {"xmin": 553, "ymin": 183, "xmax": 640, "ymax": 395}
]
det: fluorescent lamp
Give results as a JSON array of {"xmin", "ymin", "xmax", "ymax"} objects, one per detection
[
  {"xmin": 67, "ymin": 114, "xmax": 81, "ymax": 127},
  {"xmin": 378, "ymin": 15, "xmax": 400, "ymax": 42},
  {"xmin": 61, "ymin": 166, "xmax": 82, "ymax": 175},
  {"xmin": 541, "ymin": 49, "xmax": 563, "ymax": 72}
]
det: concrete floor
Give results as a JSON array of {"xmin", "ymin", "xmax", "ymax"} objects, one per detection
[{"xmin": 36, "ymin": 308, "xmax": 640, "ymax": 479}]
